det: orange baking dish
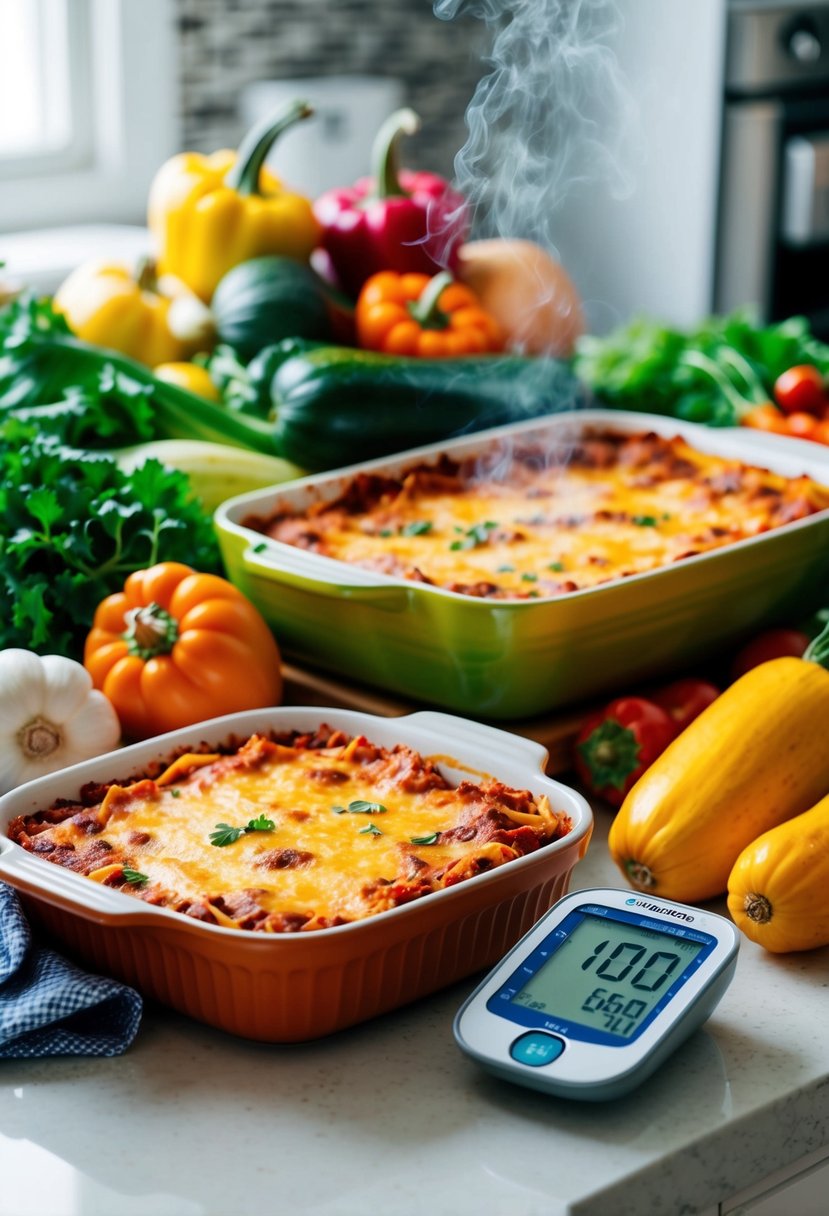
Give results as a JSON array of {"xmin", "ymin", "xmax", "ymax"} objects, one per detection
[{"xmin": 0, "ymin": 707, "xmax": 592, "ymax": 1042}]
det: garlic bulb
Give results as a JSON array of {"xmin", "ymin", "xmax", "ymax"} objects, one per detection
[{"xmin": 0, "ymin": 649, "xmax": 121, "ymax": 794}]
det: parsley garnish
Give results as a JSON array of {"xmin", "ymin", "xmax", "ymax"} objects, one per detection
[
  {"xmin": 410, "ymin": 832, "xmax": 440, "ymax": 846},
  {"xmin": 209, "ymin": 816, "xmax": 275, "ymax": 847},
  {"xmin": 547, "ymin": 561, "xmax": 564, "ymax": 572},
  {"xmin": 521, "ymin": 572, "xmax": 538, "ymax": 582},
  {"xmin": 252, "ymin": 541, "xmax": 268, "ymax": 553},
  {"xmin": 401, "ymin": 520, "xmax": 433, "ymax": 537},
  {"xmin": 449, "ymin": 521, "xmax": 498, "ymax": 551},
  {"xmin": 331, "ymin": 799, "xmax": 388, "ymax": 815},
  {"xmin": 122, "ymin": 868, "xmax": 149, "ymax": 886},
  {"xmin": 359, "ymin": 824, "xmax": 383, "ymax": 837},
  {"xmin": 632, "ymin": 515, "xmax": 659, "ymax": 527},
  {"xmin": 497, "ymin": 563, "xmax": 515, "ymax": 573},
  {"xmin": 168, "ymin": 788, "xmax": 181, "ymax": 798},
  {"xmin": 379, "ymin": 528, "xmax": 394, "ymax": 537}
]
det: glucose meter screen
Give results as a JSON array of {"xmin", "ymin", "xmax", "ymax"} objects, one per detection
[{"xmin": 511, "ymin": 914, "xmax": 705, "ymax": 1039}]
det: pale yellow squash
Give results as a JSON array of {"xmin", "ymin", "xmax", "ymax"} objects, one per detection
[
  {"xmin": 727, "ymin": 792, "xmax": 829, "ymax": 952},
  {"xmin": 608, "ymin": 656, "xmax": 829, "ymax": 903}
]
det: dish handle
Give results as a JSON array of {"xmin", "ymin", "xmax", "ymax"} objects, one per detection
[
  {"xmin": 0, "ymin": 845, "xmax": 158, "ymax": 923},
  {"xmin": 402, "ymin": 711, "xmax": 551, "ymax": 772},
  {"xmin": 242, "ymin": 545, "xmax": 410, "ymax": 612}
]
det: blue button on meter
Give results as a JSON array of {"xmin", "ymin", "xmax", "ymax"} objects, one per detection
[
  {"xmin": 510, "ymin": 1032, "xmax": 565, "ymax": 1067},
  {"xmin": 454, "ymin": 886, "xmax": 739, "ymax": 1101}
]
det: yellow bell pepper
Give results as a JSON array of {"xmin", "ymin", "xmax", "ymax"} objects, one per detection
[
  {"xmin": 148, "ymin": 100, "xmax": 322, "ymax": 303},
  {"xmin": 53, "ymin": 259, "xmax": 215, "ymax": 368}
]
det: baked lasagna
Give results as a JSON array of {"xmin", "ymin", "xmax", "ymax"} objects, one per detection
[
  {"xmin": 8, "ymin": 727, "xmax": 570, "ymax": 933},
  {"xmin": 245, "ymin": 430, "xmax": 829, "ymax": 599}
]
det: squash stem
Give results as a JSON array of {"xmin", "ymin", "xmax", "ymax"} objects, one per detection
[
  {"xmin": 804, "ymin": 619, "xmax": 829, "ymax": 669},
  {"xmin": 744, "ymin": 893, "xmax": 773, "ymax": 924}
]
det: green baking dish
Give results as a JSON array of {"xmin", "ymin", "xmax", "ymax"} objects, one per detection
[{"xmin": 213, "ymin": 410, "xmax": 829, "ymax": 719}]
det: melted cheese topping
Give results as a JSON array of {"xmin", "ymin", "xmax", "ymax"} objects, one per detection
[
  {"xmin": 256, "ymin": 432, "xmax": 829, "ymax": 599},
  {"xmin": 18, "ymin": 736, "xmax": 562, "ymax": 930}
]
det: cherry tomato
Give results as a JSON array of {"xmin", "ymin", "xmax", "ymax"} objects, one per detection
[
  {"xmin": 774, "ymin": 365, "xmax": 827, "ymax": 416},
  {"xmin": 742, "ymin": 404, "xmax": 788, "ymax": 434},
  {"xmin": 574, "ymin": 697, "xmax": 677, "ymax": 808},
  {"xmin": 731, "ymin": 627, "xmax": 810, "ymax": 681},
  {"xmin": 649, "ymin": 677, "xmax": 720, "ymax": 732},
  {"xmin": 784, "ymin": 411, "xmax": 820, "ymax": 440}
]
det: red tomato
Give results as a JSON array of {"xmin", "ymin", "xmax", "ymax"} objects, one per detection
[
  {"xmin": 774, "ymin": 365, "xmax": 827, "ymax": 416},
  {"xmin": 649, "ymin": 678, "xmax": 720, "ymax": 732},
  {"xmin": 573, "ymin": 697, "xmax": 677, "ymax": 808},
  {"xmin": 731, "ymin": 627, "xmax": 810, "ymax": 681}
]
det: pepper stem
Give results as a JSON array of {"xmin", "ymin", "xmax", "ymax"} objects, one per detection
[
  {"xmin": 372, "ymin": 107, "xmax": 420, "ymax": 199},
  {"xmin": 408, "ymin": 271, "xmax": 453, "ymax": 329},
  {"xmin": 123, "ymin": 602, "xmax": 179, "ymax": 660},
  {"xmin": 226, "ymin": 100, "xmax": 314, "ymax": 197}
]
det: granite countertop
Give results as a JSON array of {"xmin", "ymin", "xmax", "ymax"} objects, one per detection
[{"xmin": 1, "ymin": 804, "xmax": 827, "ymax": 1216}]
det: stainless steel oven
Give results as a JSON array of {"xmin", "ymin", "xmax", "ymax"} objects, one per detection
[{"xmin": 716, "ymin": 0, "xmax": 829, "ymax": 334}]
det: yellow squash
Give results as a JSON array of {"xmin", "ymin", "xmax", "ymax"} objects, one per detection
[
  {"xmin": 727, "ymin": 792, "xmax": 829, "ymax": 952},
  {"xmin": 608, "ymin": 647, "xmax": 829, "ymax": 903},
  {"xmin": 54, "ymin": 259, "xmax": 215, "ymax": 367}
]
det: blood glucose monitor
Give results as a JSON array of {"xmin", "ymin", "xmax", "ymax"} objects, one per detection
[{"xmin": 454, "ymin": 887, "xmax": 739, "ymax": 1101}]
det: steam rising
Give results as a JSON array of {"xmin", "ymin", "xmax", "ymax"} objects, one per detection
[{"xmin": 434, "ymin": 0, "xmax": 639, "ymax": 249}]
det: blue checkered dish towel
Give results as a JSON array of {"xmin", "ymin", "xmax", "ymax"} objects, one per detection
[{"xmin": 0, "ymin": 882, "xmax": 142, "ymax": 1058}]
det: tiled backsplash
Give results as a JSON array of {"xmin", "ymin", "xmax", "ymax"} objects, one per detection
[{"xmin": 175, "ymin": 0, "xmax": 487, "ymax": 180}]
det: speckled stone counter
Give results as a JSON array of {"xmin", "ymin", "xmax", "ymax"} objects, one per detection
[{"xmin": 1, "ymin": 805, "xmax": 827, "ymax": 1216}]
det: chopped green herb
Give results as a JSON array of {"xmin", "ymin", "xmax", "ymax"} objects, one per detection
[
  {"xmin": 527, "ymin": 590, "xmax": 540, "ymax": 598},
  {"xmin": 209, "ymin": 816, "xmax": 274, "ymax": 846},
  {"xmin": 547, "ymin": 561, "xmax": 564, "ymax": 572},
  {"xmin": 497, "ymin": 563, "xmax": 515, "ymax": 573},
  {"xmin": 631, "ymin": 515, "xmax": 659, "ymax": 527},
  {"xmin": 209, "ymin": 823, "xmax": 246, "ymax": 847},
  {"xmin": 121, "ymin": 868, "xmax": 149, "ymax": 886},
  {"xmin": 331, "ymin": 799, "xmax": 388, "ymax": 816},
  {"xmin": 401, "ymin": 520, "xmax": 433, "ymax": 537},
  {"xmin": 247, "ymin": 814, "xmax": 275, "ymax": 832},
  {"xmin": 449, "ymin": 521, "xmax": 499, "ymax": 551},
  {"xmin": 359, "ymin": 824, "xmax": 383, "ymax": 837},
  {"xmin": 379, "ymin": 529, "xmax": 394, "ymax": 538},
  {"xmin": 410, "ymin": 832, "xmax": 440, "ymax": 846},
  {"xmin": 168, "ymin": 787, "xmax": 181, "ymax": 798},
  {"xmin": 521, "ymin": 572, "xmax": 538, "ymax": 582},
  {"xmin": 252, "ymin": 541, "xmax": 268, "ymax": 554}
]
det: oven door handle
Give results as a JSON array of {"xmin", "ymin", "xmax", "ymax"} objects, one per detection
[{"xmin": 242, "ymin": 544, "xmax": 411, "ymax": 612}]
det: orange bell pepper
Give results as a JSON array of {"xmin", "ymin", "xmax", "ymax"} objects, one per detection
[
  {"xmin": 355, "ymin": 270, "xmax": 504, "ymax": 357},
  {"xmin": 84, "ymin": 562, "xmax": 282, "ymax": 740}
]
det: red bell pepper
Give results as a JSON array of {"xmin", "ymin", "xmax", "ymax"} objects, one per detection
[
  {"xmin": 574, "ymin": 697, "xmax": 677, "ymax": 808},
  {"xmin": 649, "ymin": 677, "xmax": 720, "ymax": 732},
  {"xmin": 313, "ymin": 108, "xmax": 468, "ymax": 299}
]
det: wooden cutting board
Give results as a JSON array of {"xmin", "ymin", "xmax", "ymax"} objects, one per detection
[{"xmin": 281, "ymin": 662, "xmax": 592, "ymax": 774}]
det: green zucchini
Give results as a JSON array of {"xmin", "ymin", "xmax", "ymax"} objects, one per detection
[{"xmin": 270, "ymin": 341, "xmax": 584, "ymax": 470}]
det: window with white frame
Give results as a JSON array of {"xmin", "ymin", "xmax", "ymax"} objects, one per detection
[
  {"xmin": 0, "ymin": 0, "xmax": 92, "ymax": 175},
  {"xmin": 0, "ymin": 0, "xmax": 178, "ymax": 234}
]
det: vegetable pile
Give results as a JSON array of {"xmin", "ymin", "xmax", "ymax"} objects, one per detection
[{"xmin": 575, "ymin": 310, "xmax": 829, "ymax": 441}]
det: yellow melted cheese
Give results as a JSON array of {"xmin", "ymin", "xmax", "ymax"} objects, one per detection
[
  {"xmin": 263, "ymin": 435, "xmax": 829, "ymax": 598},
  {"xmin": 49, "ymin": 744, "xmax": 546, "ymax": 924}
]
